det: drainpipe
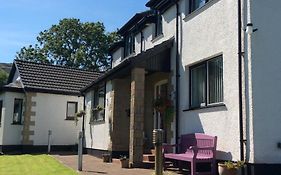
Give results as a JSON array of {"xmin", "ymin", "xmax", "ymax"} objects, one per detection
[
  {"xmin": 174, "ymin": 0, "xmax": 180, "ymax": 152},
  {"xmin": 238, "ymin": 0, "xmax": 245, "ymax": 163}
]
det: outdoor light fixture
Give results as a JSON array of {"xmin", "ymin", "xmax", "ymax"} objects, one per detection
[{"xmin": 246, "ymin": 23, "xmax": 258, "ymax": 35}]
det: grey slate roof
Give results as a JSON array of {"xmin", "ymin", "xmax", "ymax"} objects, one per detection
[{"xmin": 7, "ymin": 60, "xmax": 101, "ymax": 95}]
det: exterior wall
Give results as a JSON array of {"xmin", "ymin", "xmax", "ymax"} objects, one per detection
[
  {"xmin": 179, "ymin": 0, "xmax": 240, "ymax": 161},
  {"xmin": 249, "ymin": 0, "xmax": 281, "ymax": 164},
  {"xmin": 1, "ymin": 92, "xmax": 25, "ymax": 145},
  {"xmin": 84, "ymin": 82, "xmax": 112, "ymax": 151},
  {"xmin": 112, "ymin": 48, "xmax": 124, "ymax": 68},
  {"xmin": 32, "ymin": 93, "xmax": 83, "ymax": 146}
]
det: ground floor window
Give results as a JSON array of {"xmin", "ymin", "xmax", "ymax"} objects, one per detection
[
  {"xmin": 190, "ymin": 55, "xmax": 223, "ymax": 108},
  {"xmin": 91, "ymin": 85, "xmax": 105, "ymax": 122},
  {"xmin": 13, "ymin": 99, "xmax": 23, "ymax": 124},
  {"xmin": 66, "ymin": 102, "xmax": 78, "ymax": 120}
]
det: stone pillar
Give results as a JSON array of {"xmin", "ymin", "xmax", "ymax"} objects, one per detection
[
  {"xmin": 129, "ymin": 68, "xmax": 145, "ymax": 168},
  {"xmin": 22, "ymin": 93, "xmax": 36, "ymax": 146}
]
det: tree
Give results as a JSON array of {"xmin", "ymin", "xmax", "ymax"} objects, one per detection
[
  {"xmin": 0, "ymin": 70, "xmax": 8, "ymax": 86},
  {"xmin": 16, "ymin": 18, "xmax": 120, "ymax": 71}
]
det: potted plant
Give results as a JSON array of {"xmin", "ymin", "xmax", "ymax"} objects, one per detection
[
  {"xmin": 74, "ymin": 110, "xmax": 86, "ymax": 126},
  {"xmin": 102, "ymin": 153, "xmax": 112, "ymax": 163},
  {"xmin": 218, "ymin": 161, "xmax": 245, "ymax": 175},
  {"xmin": 119, "ymin": 155, "xmax": 129, "ymax": 168}
]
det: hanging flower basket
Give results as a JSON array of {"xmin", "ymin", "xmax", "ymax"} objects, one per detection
[
  {"xmin": 153, "ymin": 97, "xmax": 174, "ymax": 123},
  {"xmin": 90, "ymin": 105, "xmax": 104, "ymax": 123}
]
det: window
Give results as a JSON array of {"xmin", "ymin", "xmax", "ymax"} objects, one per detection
[
  {"xmin": 13, "ymin": 99, "xmax": 23, "ymax": 124},
  {"xmin": 190, "ymin": 55, "xmax": 223, "ymax": 108},
  {"xmin": 189, "ymin": 0, "xmax": 209, "ymax": 13},
  {"xmin": 155, "ymin": 11, "xmax": 163, "ymax": 37},
  {"xmin": 66, "ymin": 102, "xmax": 78, "ymax": 120},
  {"xmin": 0, "ymin": 101, "xmax": 3, "ymax": 126},
  {"xmin": 92, "ymin": 85, "xmax": 105, "ymax": 121},
  {"xmin": 124, "ymin": 34, "xmax": 135, "ymax": 57}
]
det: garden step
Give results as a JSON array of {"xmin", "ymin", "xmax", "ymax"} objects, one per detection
[{"xmin": 143, "ymin": 154, "xmax": 155, "ymax": 162}]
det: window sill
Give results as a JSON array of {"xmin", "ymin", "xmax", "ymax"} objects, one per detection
[
  {"xmin": 123, "ymin": 52, "xmax": 136, "ymax": 60},
  {"xmin": 65, "ymin": 118, "xmax": 75, "ymax": 121},
  {"xmin": 184, "ymin": 0, "xmax": 218, "ymax": 21},
  {"xmin": 90, "ymin": 119, "xmax": 105, "ymax": 125},
  {"xmin": 183, "ymin": 103, "xmax": 226, "ymax": 112},
  {"xmin": 151, "ymin": 33, "xmax": 164, "ymax": 43},
  {"xmin": 11, "ymin": 123, "xmax": 23, "ymax": 125}
]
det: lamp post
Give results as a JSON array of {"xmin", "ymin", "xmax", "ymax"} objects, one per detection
[{"xmin": 153, "ymin": 129, "xmax": 164, "ymax": 175}]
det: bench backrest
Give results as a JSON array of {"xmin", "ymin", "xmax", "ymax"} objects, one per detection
[{"xmin": 180, "ymin": 133, "xmax": 217, "ymax": 157}]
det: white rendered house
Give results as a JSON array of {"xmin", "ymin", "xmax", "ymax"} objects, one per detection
[
  {"xmin": 81, "ymin": 0, "xmax": 281, "ymax": 174},
  {"xmin": 0, "ymin": 60, "xmax": 100, "ymax": 153}
]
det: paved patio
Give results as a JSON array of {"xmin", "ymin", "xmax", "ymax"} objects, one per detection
[{"xmin": 53, "ymin": 153, "xmax": 186, "ymax": 175}]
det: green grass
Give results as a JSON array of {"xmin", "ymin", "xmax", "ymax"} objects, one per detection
[{"xmin": 0, "ymin": 154, "xmax": 77, "ymax": 175}]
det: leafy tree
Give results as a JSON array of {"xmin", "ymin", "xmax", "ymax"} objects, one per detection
[
  {"xmin": 16, "ymin": 18, "xmax": 120, "ymax": 71},
  {"xmin": 0, "ymin": 70, "xmax": 8, "ymax": 86}
]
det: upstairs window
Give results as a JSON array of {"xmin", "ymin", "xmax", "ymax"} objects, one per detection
[
  {"xmin": 124, "ymin": 34, "xmax": 135, "ymax": 57},
  {"xmin": 92, "ymin": 85, "xmax": 105, "ymax": 122},
  {"xmin": 155, "ymin": 11, "xmax": 163, "ymax": 37},
  {"xmin": 0, "ymin": 101, "xmax": 2, "ymax": 126},
  {"xmin": 190, "ymin": 55, "xmax": 223, "ymax": 109},
  {"xmin": 13, "ymin": 99, "xmax": 23, "ymax": 124},
  {"xmin": 66, "ymin": 102, "xmax": 78, "ymax": 120},
  {"xmin": 189, "ymin": 0, "xmax": 209, "ymax": 13}
]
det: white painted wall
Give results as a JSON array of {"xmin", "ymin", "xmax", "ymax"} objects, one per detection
[
  {"xmin": 248, "ymin": 0, "xmax": 281, "ymax": 164},
  {"xmin": 1, "ymin": 92, "xmax": 25, "ymax": 145},
  {"xmin": 32, "ymin": 93, "xmax": 83, "ymax": 145},
  {"xmin": 179, "ymin": 0, "xmax": 240, "ymax": 161},
  {"xmin": 112, "ymin": 48, "xmax": 124, "ymax": 68},
  {"xmin": 84, "ymin": 81, "xmax": 112, "ymax": 150}
]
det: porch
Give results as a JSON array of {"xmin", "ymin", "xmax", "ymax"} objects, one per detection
[{"xmin": 103, "ymin": 38, "xmax": 175, "ymax": 167}]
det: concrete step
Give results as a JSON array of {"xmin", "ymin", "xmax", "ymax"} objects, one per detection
[{"xmin": 143, "ymin": 154, "xmax": 155, "ymax": 162}]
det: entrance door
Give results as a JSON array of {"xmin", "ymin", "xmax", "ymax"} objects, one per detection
[{"xmin": 154, "ymin": 80, "xmax": 168, "ymax": 139}]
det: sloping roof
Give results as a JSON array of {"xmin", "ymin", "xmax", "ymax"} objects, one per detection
[
  {"xmin": 117, "ymin": 10, "xmax": 154, "ymax": 35},
  {"xmin": 6, "ymin": 60, "xmax": 101, "ymax": 95},
  {"xmin": 146, "ymin": 0, "xmax": 176, "ymax": 13},
  {"xmin": 82, "ymin": 38, "xmax": 174, "ymax": 93}
]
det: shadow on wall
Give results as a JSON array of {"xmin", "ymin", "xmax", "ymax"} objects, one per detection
[{"xmin": 216, "ymin": 151, "xmax": 233, "ymax": 161}]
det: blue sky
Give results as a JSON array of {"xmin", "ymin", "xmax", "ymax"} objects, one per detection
[{"xmin": 0, "ymin": 0, "xmax": 148, "ymax": 63}]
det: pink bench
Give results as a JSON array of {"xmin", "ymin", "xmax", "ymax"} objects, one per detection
[{"xmin": 163, "ymin": 133, "xmax": 217, "ymax": 175}]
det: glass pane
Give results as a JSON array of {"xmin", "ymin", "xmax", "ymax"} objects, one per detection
[
  {"xmin": 94, "ymin": 86, "xmax": 105, "ymax": 121},
  {"xmin": 67, "ymin": 102, "xmax": 77, "ymax": 117},
  {"xmin": 191, "ymin": 64, "xmax": 206, "ymax": 108},
  {"xmin": 208, "ymin": 56, "xmax": 223, "ymax": 104},
  {"xmin": 13, "ymin": 99, "xmax": 23, "ymax": 123}
]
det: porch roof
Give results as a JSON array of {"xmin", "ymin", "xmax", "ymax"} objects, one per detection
[{"xmin": 81, "ymin": 37, "xmax": 174, "ymax": 93}]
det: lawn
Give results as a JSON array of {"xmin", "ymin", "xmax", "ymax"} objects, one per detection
[{"xmin": 0, "ymin": 154, "xmax": 77, "ymax": 175}]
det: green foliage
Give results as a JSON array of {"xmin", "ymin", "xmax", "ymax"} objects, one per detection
[
  {"xmin": 16, "ymin": 18, "xmax": 121, "ymax": 72},
  {"xmin": 223, "ymin": 161, "xmax": 245, "ymax": 169},
  {"xmin": 0, "ymin": 70, "xmax": 8, "ymax": 86}
]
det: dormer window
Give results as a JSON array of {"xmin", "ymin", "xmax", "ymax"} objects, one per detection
[
  {"xmin": 155, "ymin": 10, "xmax": 163, "ymax": 37},
  {"xmin": 189, "ymin": 0, "xmax": 209, "ymax": 13},
  {"xmin": 124, "ymin": 34, "xmax": 135, "ymax": 57}
]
